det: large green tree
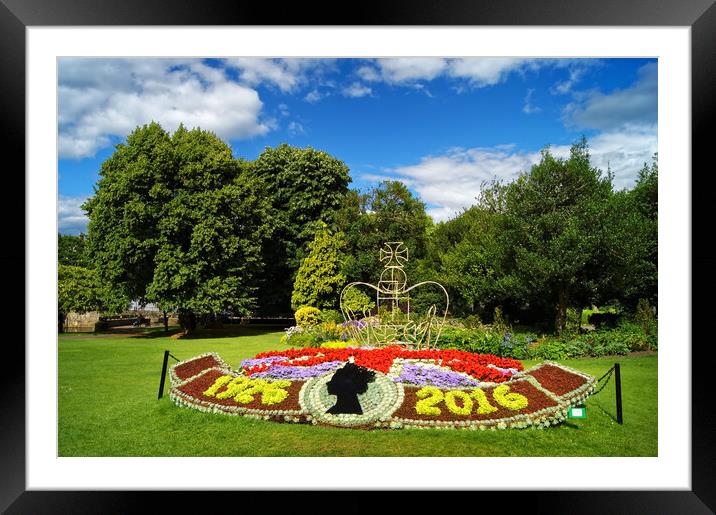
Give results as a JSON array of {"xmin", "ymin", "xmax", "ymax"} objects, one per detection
[
  {"xmin": 83, "ymin": 122, "xmax": 273, "ymax": 332},
  {"xmin": 246, "ymin": 144, "xmax": 351, "ymax": 315},
  {"xmin": 291, "ymin": 223, "xmax": 347, "ymax": 310},
  {"xmin": 83, "ymin": 122, "xmax": 173, "ymax": 303},
  {"xmin": 500, "ymin": 139, "xmax": 614, "ymax": 333}
]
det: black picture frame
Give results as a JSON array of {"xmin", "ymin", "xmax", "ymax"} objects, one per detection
[{"xmin": 3, "ymin": 0, "xmax": 714, "ymax": 512}]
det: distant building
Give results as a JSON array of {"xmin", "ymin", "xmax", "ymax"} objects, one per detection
[{"xmin": 128, "ymin": 300, "xmax": 162, "ymax": 312}]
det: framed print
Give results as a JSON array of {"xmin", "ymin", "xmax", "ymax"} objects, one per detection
[{"xmin": 4, "ymin": 0, "xmax": 715, "ymax": 512}]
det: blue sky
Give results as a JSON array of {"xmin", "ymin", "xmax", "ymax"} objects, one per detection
[{"xmin": 58, "ymin": 57, "xmax": 657, "ymax": 234}]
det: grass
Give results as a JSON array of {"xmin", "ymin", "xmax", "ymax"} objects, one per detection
[{"xmin": 58, "ymin": 326, "xmax": 657, "ymax": 457}]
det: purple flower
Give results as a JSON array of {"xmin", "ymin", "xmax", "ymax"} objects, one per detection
[
  {"xmin": 240, "ymin": 355, "xmax": 288, "ymax": 369},
  {"xmin": 251, "ymin": 361, "xmax": 345, "ymax": 380},
  {"xmin": 393, "ymin": 363, "xmax": 480, "ymax": 388}
]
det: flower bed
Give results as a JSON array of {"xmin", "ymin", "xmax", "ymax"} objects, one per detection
[
  {"xmin": 169, "ymin": 351, "xmax": 595, "ymax": 430},
  {"xmin": 243, "ymin": 346, "xmax": 523, "ymax": 384}
]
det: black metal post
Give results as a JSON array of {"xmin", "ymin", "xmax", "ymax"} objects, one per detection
[
  {"xmin": 614, "ymin": 362, "xmax": 623, "ymax": 424},
  {"xmin": 158, "ymin": 350, "xmax": 170, "ymax": 399}
]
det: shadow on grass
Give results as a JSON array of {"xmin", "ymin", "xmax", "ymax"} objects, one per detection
[
  {"xmin": 591, "ymin": 397, "xmax": 619, "ymax": 424},
  {"xmin": 61, "ymin": 324, "xmax": 287, "ymax": 340},
  {"xmin": 155, "ymin": 325, "xmax": 287, "ymax": 340},
  {"xmin": 81, "ymin": 326, "xmax": 183, "ymax": 339}
]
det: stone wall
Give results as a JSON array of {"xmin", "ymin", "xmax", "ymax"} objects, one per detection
[
  {"xmin": 63, "ymin": 310, "xmax": 179, "ymax": 331},
  {"xmin": 64, "ymin": 311, "xmax": 101, "ymax": 330}
]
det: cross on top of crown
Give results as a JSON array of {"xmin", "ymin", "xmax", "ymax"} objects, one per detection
[{"xmin": 379, "ymin": 241, "xmax": 408, "ymax": 268}]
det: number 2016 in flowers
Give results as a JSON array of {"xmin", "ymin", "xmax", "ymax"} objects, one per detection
[{"xmin": 415, "ymin": 385, "xmax": 529, "ymax": 416}]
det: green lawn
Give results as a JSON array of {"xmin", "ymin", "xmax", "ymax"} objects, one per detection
[{"xmin": 58, "ymin": 326, "xmax": 657, "ymax": 457}]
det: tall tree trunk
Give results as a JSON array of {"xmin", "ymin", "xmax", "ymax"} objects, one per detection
[
  {"xmin": 58, "ymin": 312, "xmax": 66, "ymax": 333},
  {"xmin": 163, "ymin": 310, "xmax": 168, "ymax": 333},
  {"xmin": 555, "ymin": 287, "xmax": 568, "ymax": 335}
]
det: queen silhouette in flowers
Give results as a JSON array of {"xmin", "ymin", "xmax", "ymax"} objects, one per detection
[{"xmin": 325, "ymin": 362, "xmax": 375, "ymax": 415}]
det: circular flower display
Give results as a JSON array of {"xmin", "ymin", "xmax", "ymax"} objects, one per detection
[{"xmin": 299, "ymin": 366, "xmax": 404, "ymax": 428}]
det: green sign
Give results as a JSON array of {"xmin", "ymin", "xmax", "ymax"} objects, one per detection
[{"xmin": 568, "ymin": 406, "xmax": 586, "ymax": 419}]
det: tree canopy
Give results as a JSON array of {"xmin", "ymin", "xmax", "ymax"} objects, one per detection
[
  {"xmin": 246, "ymin": 144, "xmax": 352, "ymax": 315},
  {"xmin": 83, "ymin": 122, "xmax": 273, "ymax": 331}
]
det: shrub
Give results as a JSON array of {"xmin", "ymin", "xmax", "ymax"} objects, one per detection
[
  {"xmin": 529, "ymin": 339, "xmax": 570, "ymax": 360},
  {"xmin": 342, "ymin": 288, "xmax": 375, "ymax": 315},
  {"xmin": 497, "ymin": 332, "xmax": 531, "ymax": 359},
  {"xmin": 465, "ymin": 331, "xmax": 503, "ymax": 355},
  {"xmin": 462, "ymin": 314, "xmax": 483, "ymax": 329},
  {"xmin": 436, "ymin": 325, "xmax": 532, "ymax": 359},
  {"xmin": 320, "ymin": 309, "xmax": 343, "ymax": 324},
  {"xmin": 317, "ymin": 321, "xmax": 343, "ymax": 341},
  {"xmin": 602, "ymin": 338, "xmax": 631, "ymax": 356},
  {"xmin": 563, "ymin": 337, "xmax": 592, "ymax": 358},
  {"xmin": 556, "ymin": 323, "xmax": 647, "ymax": 358},
  {"xmin": 281, "ymin": 320, "xmax": 347, "ymax": 348},
  {"xmin": 435, "ymin": 325, "xmax": 472, "ymax": 350},
  {"xmin": 285, "ymin": 330, "xmax": 316, "ymax": 348},
  {"xmin": 589, "ymin": 331, "xmax": 630, "ymax": 356},
  {"xmin": 294, "ymin": 306, "xmax": 322, "ymax": 328},
  {"xmin": 634, "ymin": 298, "xmax": 657, "ymax": 350},
  {"xmin": 611, "ymin": 321, "xmax": 657, "ymax": 352},
  {"xmin": 491, "ymin": 306, "xmax": 510, "ymax": 335}
]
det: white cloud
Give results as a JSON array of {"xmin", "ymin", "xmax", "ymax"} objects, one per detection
[
  {"xmin": 357, "ymin": 65, "xmax": 380, "ymax": 82},
  {"xmin": 522, "ymin": 89, "xmax": 541, "ymax": 114},
  {"xmin": 583, "ymin": 124, "xmax": 658, "ymax": 190},
  {"xmin": 358, "ymin": 58, "xmax": 588, "ymax": 92},
  {"xmin": 551, "ymin": 67, "xmax": 585, "ymax": 95},
  {"xmin": 375, "ymin": 58, "xmax": 448, "ymax": 83},
  {"xmin": 342, "ymin": 82, "xmax": 372, "ymax": 98},
  {"xmin": 304, "ymin": 89, "xmax": 323, "ymax": 103},
  {"xmin": 58, "ymin": 196, "xmax": 89, "ymax": 234},
  {"xmin": 59, "ymin": 58, "xmax": 271, "ymax": 159},
  {"xmin": 287, "ymin": 121, "xmax": 306, "ymax": 136},
  {"xmin": 385, "ymin": 147, "xmax": 541, "ymax": 222},
  {"xmin": 563, "ymin": 62, "xmax": 657, "ymax": 130},
  {"xmin": 354, "ymin": 57, "xmax": 531, "ymax": 89},
  {"xmin": 225, "ymin": 58, "xmax": 333, "ymax": 93},
  {"xmin": 447, "ymin": 58, "xmax": 535, "ymax": 87},
  {"xmin": 378, "ymin": 126, "xmax": 656, "ymax": 222}
]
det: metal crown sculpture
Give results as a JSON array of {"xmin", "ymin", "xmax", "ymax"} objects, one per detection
[{"xmin": 339, "ymin": 241, "xmax": 449, "ymax": 349}]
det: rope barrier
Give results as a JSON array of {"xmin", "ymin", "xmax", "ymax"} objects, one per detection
[{"xmin": 591, "ymin": 365, "xmax": 615, "ymax": 396}]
